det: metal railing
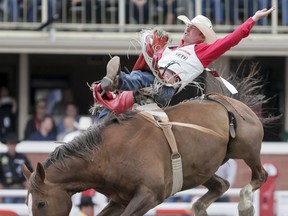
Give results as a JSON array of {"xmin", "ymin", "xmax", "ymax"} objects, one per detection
[
  {"xmin": 2, "ymin": 189, "xmax": 287, "ymax": 215},
  {"xmin": 0, "ymin": 189, "xmax": 107, "ymax": 216},
  {"xmin": 0, "ymin": 188, "xmax": 259, "ymax": 216},
  {"xmin": 0, "ymin": 0, "xmax": 287, "ymax": 34},
  {"xmin": 0, "ymin": 142, "xmax": 287, "ymax": 215},
  {"xmin": 147, "ymin": 188, "xmax": 260, "ymax": 216}
]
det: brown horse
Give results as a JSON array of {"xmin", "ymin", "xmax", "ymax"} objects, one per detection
[{"xmin": 22, "ymin": 92, "xmax": 268, "ymax": 216}]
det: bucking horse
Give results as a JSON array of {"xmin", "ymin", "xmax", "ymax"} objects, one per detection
[{"xmin": 23, "ymin": 65, "xmax": 271, "ymax": 216}]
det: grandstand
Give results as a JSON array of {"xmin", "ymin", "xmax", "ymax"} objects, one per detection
[{"xmin": 0, "ymin": 0, "xmax": 288, "ymax": 215}]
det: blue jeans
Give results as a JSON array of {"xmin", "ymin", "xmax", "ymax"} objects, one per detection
[
  {"xmin": 229, "ymin": 0, "xmax": 254, "ymax": 24},
  {"xmin": 119, "ymin": 70, "xmax": 175, "ymax": 106},
  {"xmin": 8, "ymin": 0, "xmax": 20, "ymax": 22},
  {"xmin": 202, "ymin": 0, "xmax": 225, "ymax": 24},
  {"xmin": 96, "ymin": 70, "xmax": 176, "ymax": 121},
  {"xmin": 96, "ymin": 108, "xmax": 111, "ymax": 121},
  {"xmin": 8, "ymin": 0, "xmax": 54, "ymax": 22},
  {"xmin": 28, "ymin": 0, "xmax": 54, "ymax": 22}
]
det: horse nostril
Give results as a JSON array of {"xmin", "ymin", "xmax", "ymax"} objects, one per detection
[{"xmin": 37, "ymin": 201, "xmax": 46, "ymax": 209}]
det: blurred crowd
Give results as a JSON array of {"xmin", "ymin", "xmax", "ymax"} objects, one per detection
[
  {"xmin": 0, "ymin": 86, "xmax": 93, "ymax": 143},
  {"xmin": 0, "ymin": 0, "xmax": 287, "ymax": 25},
  {"xmin": 0, "ymin": 86, "xmax": 97, "ymax": 212},
  {"xmin": 0, "ymin": 0, "xmax": 282, "ymax": 212}
]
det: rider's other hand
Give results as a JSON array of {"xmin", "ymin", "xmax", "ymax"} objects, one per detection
[{"xmin": 252, "ymin": 7, "xmax": 275, "ymax": 22}]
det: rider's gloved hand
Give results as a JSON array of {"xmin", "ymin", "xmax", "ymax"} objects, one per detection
[{"xmin": 151, "ymin": 27, "xmax": 171, "ymax": 53}]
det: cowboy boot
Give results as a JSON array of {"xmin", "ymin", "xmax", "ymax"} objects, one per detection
[{"xmin": 101, "ymin": 56, "xmax": 121, "ymax": 91}]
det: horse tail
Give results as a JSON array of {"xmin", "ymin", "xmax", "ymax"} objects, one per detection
[{"xmin": 225, "ymin": 62, "xmax": 281, "ymax": 126}]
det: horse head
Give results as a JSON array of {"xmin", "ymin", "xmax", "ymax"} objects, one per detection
[{"xmin": 23, "ymin": 163, "xmax": 72, "ymax": 216}]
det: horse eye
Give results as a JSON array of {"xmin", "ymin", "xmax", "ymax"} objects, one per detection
[{"xmin": 37, "ymin": 201, "xmax": 46, "ymax": 209}]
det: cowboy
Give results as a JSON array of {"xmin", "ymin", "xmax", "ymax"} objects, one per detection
[
  {"xmin": 0, "ymin": 133, "xmax": 33, "ymax": 203},
  {"xmin": 95, "ymin": 7, "xmax": 275, "ymax": 118},
  {"xmin": 76, "ymin": 196, "xmax": 96, "ymax": 216},
  {"xmin": 62, "ymin": 116, "xmax": 92, "ymax": 142}
]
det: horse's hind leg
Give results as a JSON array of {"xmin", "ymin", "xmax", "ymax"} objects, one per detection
[
  {"xmin": 193, "ymin": 175, "xmax": 230, "ymax": 216},
  {"xmin": 97, "ymin": 200, "xmax": 125, "ymax": 216},
  {"xmin": 238, "ymin": 155, "xmax": 268, "ymax": 216}
]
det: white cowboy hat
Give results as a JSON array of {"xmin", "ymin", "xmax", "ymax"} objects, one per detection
[
  {"xmin": 177, "ymin": 15, "xmax": 217, "ymax": 44},
  {"xmin": 75, "ymin": 116, "xmax": 92, "ymax": 130}
]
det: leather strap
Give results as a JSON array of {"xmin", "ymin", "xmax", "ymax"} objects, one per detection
[
  {"xmin": 138, "ymin": 111, "xmax": 183, "ymax": 195},
  {"xmin": 159, "ymin": 121, "xmax": 223, "ymax": 138},
  {"xmin": 138, "ymin": 109, "xmax": 225, "ymax": 195},
  {"xmin": 139, "ymin": 111, "xmax": 223, "ymax": 138}
]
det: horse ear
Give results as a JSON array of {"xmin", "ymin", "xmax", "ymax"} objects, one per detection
[
  {"xmin": 22, "ymin": 163, "xmax": 31, "ymax": 180},
  {"xmin": 35, "ymin": 162, "xmax": 46, "ymax": 183}
]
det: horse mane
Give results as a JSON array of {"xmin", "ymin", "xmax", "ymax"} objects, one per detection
[{"xmin": 44, "ymin": 111, "xmax": 138, "ymax": 169}]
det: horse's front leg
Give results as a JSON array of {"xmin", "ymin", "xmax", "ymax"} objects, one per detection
[
  {"xmin": 193, "ymin": 175, "xmax": 230, "ymax": 216},
  {"xmin": 120, "ymin": 185, "xmax": 162, "ymax": 216},
  {"xmin": 97, "ymin": 200, "xmax": 125, "ymax": 216}
]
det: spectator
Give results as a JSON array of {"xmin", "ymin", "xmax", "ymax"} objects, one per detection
[
  {"xmin": 0, "ymin": 86, "xmax": 17, "ymax": 140},
  {"xmin": 229, "ymin": 0, "xmax": 254, "ymax": 24},
  {"xmin": 7, "ymin": 0, "xmax": 57, "ymax": 22},
  {"xmin": 71, "ymin": 0, "xmax": 92, "ymax": 23},
  {"xmin": 26, "ymin": 115, "xmax": 57, "ymax": 141},
  {"xmin": 57, "ymin": 103, "xmax": 79, "ymax": 134},
  {"xmin": 56, "ymin": 116, "xmax": 77, "ymax": 141},
  {"xmin": 52, "ymin": 88, "xmax": 75, "ymax": 116},
  {"xmin": 155, "ymin": 0, "xmax": 180, "ymax": 25},
  {"xmin": 215, "ymin": 159, "xmax": 237, "ymax": 202},
  {"xmin": 71, "ymin": 0, "xmax": 105, "ymax": 24},
  {"xmin": 279, "ymin": 0, "xmax": 288, "ymax": 25},
  {"xmin": 0, "ymin": 133, "xmax": 33, "ymax": 203},
  {"xmin": 45, "ymin": 89, "xmax": 62, "ymax": 115},
  {"xmin": 76, "ymin": 196, "xmax": 96, "ymax": 216},
  {"xmin": 202, "ymin": 0, "xmax": 225, "ymax": 24},
  {"xmin": 62, "ymin": 116, "xmax": 92, "ymax": 142},
  {"xmin": 127, "ymin": 0, "xmax": 150, "ymax": 24},
  {"xmin": 28, "ymin": 0, "xmax": 58, "ymax": 22},
  {"xmin": 24, "ymin": 98, "xmax": 47, "ymax": 139},
  {"xmin": 7, "ymin": 0, "xmax": 21, "ymax": 22}
]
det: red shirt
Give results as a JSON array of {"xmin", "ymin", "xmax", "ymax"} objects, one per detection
[
  {"xmin": 134, "ymin": 18, "xmax": 256, "ymax": 71},
  {"xmin": 168, "ymin": 17, "xmax": 256, "ymax": 68}
]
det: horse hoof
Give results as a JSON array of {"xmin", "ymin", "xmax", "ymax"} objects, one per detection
[
  {"xmin": 240, "ymin": 184, "xmax": 253, "ymax": 200},
  {"xmin": 193, "ymin": 205, "xmax": 208, "ymax": 216},
  {"xmin": 194, "ymin": 211, "xmax": 208, "ymax": 216},
  {"xmin": 238, "ymin": 205, "xmax": 255, "ymax": 216}
]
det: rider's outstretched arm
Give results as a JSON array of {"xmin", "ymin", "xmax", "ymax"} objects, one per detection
[{"xmin": 252, "ymin": 7, "xmax": 275, "ymax": 22}]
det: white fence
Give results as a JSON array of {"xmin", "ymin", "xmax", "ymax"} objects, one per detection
[
  {"xmin": 0, "ymin": 189, "xmax": 108, "ymax": 216},
  {"xmin": 0, "ymin": 185, "xmax": 288, "ymax": 215},
  {"xmin": 1, "ymin": 141, "xmax": 288, "ymax": 155},
  {"xmin": 0, "ymin": 188, "xmax": 262, "ymax": 216},
  {"xmin": 146, "ymin": 188, "xmax": 260, "ymax": 216},
  {"xmin": 0, "ymin": 142, "xmax": 287, "ymax": 215}
]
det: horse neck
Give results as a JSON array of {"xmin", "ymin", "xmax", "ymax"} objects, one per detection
[{"xmin": 45, "ymin": 158, "xmax": 102, "ymax": 192}]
